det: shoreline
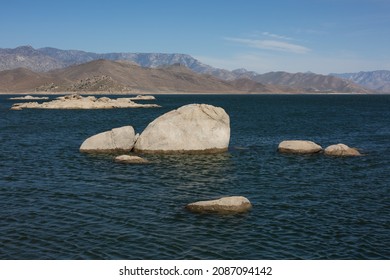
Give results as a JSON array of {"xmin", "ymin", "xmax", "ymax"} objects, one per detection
[{"xmin": 0, "ymin": 91, "xmax": 385, "ymax": 96}]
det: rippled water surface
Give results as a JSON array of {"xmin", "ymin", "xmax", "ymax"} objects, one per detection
[{"xmin": 1, "ymin": 94, "xmax": 389, "ymax": 259}]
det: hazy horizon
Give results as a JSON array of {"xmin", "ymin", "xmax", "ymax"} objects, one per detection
[{"xmin": 1, "ymin": 0, "xmax": 390, "ymax": 74}]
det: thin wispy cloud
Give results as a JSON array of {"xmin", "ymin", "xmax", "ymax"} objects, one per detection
[
  {"xmin": 262, "ymin": 32, "xmax": 293, "ymax": 41},
  {"xmin": 225, "ymin": 37, "xmax": 311, "ymax": 54},
  {"xmin": 196, "ymin": 52, "xmax": 385, "ymax": 75}
]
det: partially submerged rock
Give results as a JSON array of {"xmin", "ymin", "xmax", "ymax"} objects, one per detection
[
  {"xmin": 80, "ymin": 126, "xmax": 137, "ymax": 153},
  {"xmin": 114, "ymin": 155, "xmax": 149, "ymax": 164},
  {"xmin": 9, "ymin": 95, "xmax": 49, "ymax": 100},
  {"xmin": 186, "ymin": 196, "xmax": 252, "ymax": 214},
  {"xmin": 278, "ymin": 140, "xmax": 322, "ymax": 154},
  {"xmin": 324, "ymin": 143, "xmax": 361, "ymax": 156},
  {"xmin": 10, "ymin": 94, "xmax": 160, "ymax": 110},
  {"xmin": 129, "ymin": 95, "xmax": 156, "ymax": 100},
  {"xmin": 134, "ymin": 104, "xmax": 230, "ymax": 153}
]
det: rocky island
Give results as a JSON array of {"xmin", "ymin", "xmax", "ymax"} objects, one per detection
[
  {"xmin": 9, "ymin": 95, "xmax": 49, "ymax": 100},
  {"xmin": 10, "ymin": 94, "xmax": 159, "ymax": 110}
]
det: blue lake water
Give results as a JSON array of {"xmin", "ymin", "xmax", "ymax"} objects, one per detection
[{"xmin": 0, "ymin": 94, "xmax": 389, "ymax": 259}]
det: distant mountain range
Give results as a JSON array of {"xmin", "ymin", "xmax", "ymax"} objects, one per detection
[
  {"xmin": 0, "ymin": 45, "xmax": 385, "ymax": 93},
  {"xmin": 236, "ymin": 71, "xmax": 371, "ymax": 93},
  {"xmin": 331, "ymin": 71, "xmax": 390, "ymax": 93},
  {"xmin": 0, "ymin": 45, "xmax": 222, "ymax": 75}
]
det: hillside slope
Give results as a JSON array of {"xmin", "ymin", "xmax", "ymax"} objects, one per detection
[
  {"xmin": 252, "ymin": 71, "xmax": 372, "ymax": 93},
  {"xmin": 331, "ymin": 70, "xmax": 390, "ymax": 93},
  {"xmin": 0, "ymin": 60, "xmax": 277, "ymax": 93},
  {"xmin": 0, "ymin": 46, "xmax": 376, "ymax": 94}
]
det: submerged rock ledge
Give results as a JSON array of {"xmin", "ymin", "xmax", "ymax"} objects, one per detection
[
  {"xmin": 186, "ymin": 196, "xmax": 252, "ymax": 214},
  {"xmin": 10, "ymin": 94, "xmax": 159, "ymax": 110},
  {"xmin": 9, "ymin": 95, "xmax": 49, "ymax": 100},
  {"xmin": 114, "ymin": 155, "xmax": 149, "ymax": 164}
]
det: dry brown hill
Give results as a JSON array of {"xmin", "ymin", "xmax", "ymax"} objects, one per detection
[
  {"xmin": 0, "ymin": 59, "xmax": 373, "ymax": 94},
  {"xmin": 0, "ymin": 46, "xmax": 377, "ymax": 94},
  {"xmin": 0, "ymin": 59, "xmax": 276, "ymax": 93},
  {"xmin": 0, "ymin": 68, "xmax": 53, "ymax": 92},
  {"xmin": 230, "ymin": 78, "xmax": 300, "ymax": 93}
]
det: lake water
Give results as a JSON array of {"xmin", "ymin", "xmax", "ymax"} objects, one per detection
[{"xmin": 0, "ymin": 94, "xmax": 389, "ymax": 259}]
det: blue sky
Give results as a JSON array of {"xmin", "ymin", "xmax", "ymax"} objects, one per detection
[{"xmin": 1, "ymin": 0, "xmax": 390, "ymax": 74}]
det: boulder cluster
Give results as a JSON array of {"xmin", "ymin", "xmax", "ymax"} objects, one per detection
[
  {"xmin": 277, "ymin": 140, "xmax": 361, "ymax": 156},
  {"xmin": 79, "ymin": 103, "xmax": 252, "ymax": 214},
  {"xmin": 78, "ymin": 103, "xmax": 363, "ymax": 215},
  {"xmin": 80, "ymin": 103, "xmax": 231, "ymax": 154}
]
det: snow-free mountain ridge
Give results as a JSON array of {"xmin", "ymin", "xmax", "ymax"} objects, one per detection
[
  {"xmin": 0, "ymin": 46, "xmax": 383, "ymax": 93},
  {"xmin": 331, "ymin": 70, "xmax": 390, "ymax": 93}
]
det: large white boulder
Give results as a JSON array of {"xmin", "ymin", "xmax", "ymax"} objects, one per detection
[
  {"xmin": 324, "ymin": 143, "xmax": 361, "ymax": 156},
  {"xmin": 134, "ymin": 104, "xmax": 230, "ymax": 153},
  {"xmin": 186, "ymin": 196, "xmax": 252, "ymax": 214},
  {"xmin": 80, "ymin": 126, "xmax": 137, "ymax": 153},
  {"xmin": 278, "ymin": 140, "xmax": 322, "ymax": 154}
]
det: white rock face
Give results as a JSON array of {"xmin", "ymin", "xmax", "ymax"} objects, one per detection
[
  {"xmin": 278, "ymin": 140, "xmax": 322, "ymax": 154},
  {"xmin": 114, "ymin": 155, "xmax": 149, "ymax": 164},
  {"xmin": 324, "ymin": 143, "xmax": 361, "ymax": 156},
  {"xmin": 186, "ymin": 196, "xmax": 252, "ymax": 214},
  {"xmin": 134, "ymin": 104, "xmax": 230, "ymax": 153},
  {"xmin": 80, "ymin": 126, "xmax": 136, "ymax": 153}
]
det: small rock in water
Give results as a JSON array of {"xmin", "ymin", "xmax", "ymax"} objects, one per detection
[
  {"xmin": 114, "ymin": 155, "xmax": 149, "ymax": 164},
  {"xmin": 129, "ymin": 95, "xmax": 156, "ymax": 100},
  {"xmin": 9, "ymin": 95, "xmax": 49, "ymax": 100},
  {"xmin": 324, "ymin": 143, "xmax": 361, "ymax": 156},
  {"xmin": 278, "ymin": 140, "xmax": 322, "ymax": 154},
  {"xmin": 186, "ymin": 196, "xmax": 252, "ymax": 214}
]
